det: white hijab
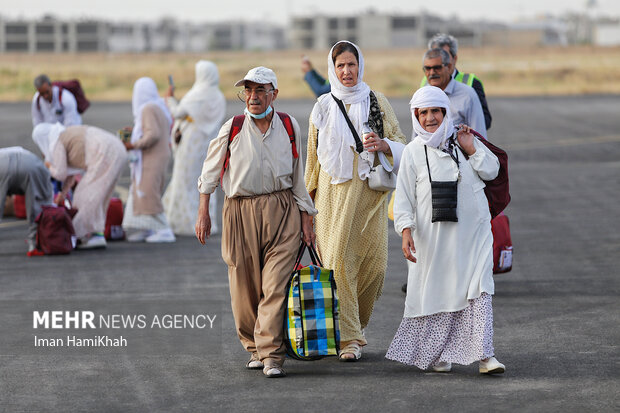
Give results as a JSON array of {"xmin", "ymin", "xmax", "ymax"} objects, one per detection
[
  {"xmin": 130, "ymin": 77, "xmax": 172, "ymax": 194},
  {"xmin": 32, "ymin": 122, "xmax": 83, "ymax": 176},
  {"xmin": 175, "ymin": 60, "xmax": 226, "ymax": 137},
  {"xmin": 410, "ymin": 86, "xmax": 455, "ymax": 149},
  {"xmin": 311, "ymin": 40, "xmax": 373, "ymax": 184}
]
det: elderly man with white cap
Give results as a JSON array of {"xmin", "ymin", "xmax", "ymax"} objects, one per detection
[{"xmin": 195, "ymin": 66, "xmax": 317, "ymax": 378}]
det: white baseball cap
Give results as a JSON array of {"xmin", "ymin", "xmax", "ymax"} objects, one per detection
[{"xmin": 234, "ymin": 66, "xmax": 278, "ymax": 89}]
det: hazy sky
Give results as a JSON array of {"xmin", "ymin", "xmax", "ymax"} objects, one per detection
[{"xmin": 2, "ymin": 0, "xmax": 618, "ymax": 23}]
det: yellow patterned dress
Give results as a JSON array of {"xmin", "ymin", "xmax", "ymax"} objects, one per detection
[{"xmin": 305, "ymin": 91, "xmax": 406, "ymax": 345}]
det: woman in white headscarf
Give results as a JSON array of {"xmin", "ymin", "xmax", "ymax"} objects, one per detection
[
  {"xmin": 305, "ymin": 41, "xmax": 407, "ymax": 361},
  {"xmin": 163, "ymin": 60, "xmax": 226, "ymax": 235},
  {"xmin": 32, "ymin": 122, "xmax": 127, "ymax": 249},
  {"xmin": 122, "ymin": 77, "xmax": 175, "ymax": 243},
  {"xmin": 386, "ymin": 85, "xmax": 505, "ymax": 374}
]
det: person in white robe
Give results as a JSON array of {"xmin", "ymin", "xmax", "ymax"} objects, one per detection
[
  {"xmin": 164, "ymin": 60, "xmax": 226, "ymax": 235},
  {"xmin": 386, "ymin": 86, "xmax": 506, "ymax": 374}
]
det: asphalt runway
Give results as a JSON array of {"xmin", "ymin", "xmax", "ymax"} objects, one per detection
[{"xmin": 1, "ymin": 96, "xmax": 619, "ymax": 412}]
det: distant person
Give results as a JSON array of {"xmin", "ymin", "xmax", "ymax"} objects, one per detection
[
  {"xmin": 421, "ymin": 48, "xmax": 487, "ymax": 139},
  {"xmin": 386, "ymin": 86, "xmax": 505, "ymax": 375},
  {"xmin": 195, "ymin": 66, "xmax": 316, "ymax": 378},
  {"xmin": 122, "ymin": 77, "xmax": 175, "ymax": 243},
  {"xmin": 31, "ymin": 74, "xmax": 82, "ymax": 127},
  {"xmin": 164, "ymin": 60, "xmax": 226, "ymax": 236},
  {"xmin": 305, "ymin": 41, "xmax": 407, "ymax": 361},
  {"xmin": 0, "ymin": 147, "xmax": 54, "ymax": 255},
  {"xmin": 301, "ymin": 56, "xmax": 331, "ymax": 97},
  {"xmin": 424, "ymin": 33, "xmax": 492, "ymax": 130},
  {"xmin": 32, "ymin": 123, "xmax": 127, "ymax": 249}
]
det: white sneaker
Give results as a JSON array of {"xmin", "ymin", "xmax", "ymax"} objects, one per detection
[
  {"xmin": 263, "ymin": 366, "xmax": 286, "ymax": 378},
  {"xmin": 431, "ymin": 361, "xmax": 452, "ymax": 372},
  {"xmin": 127, "ymin": 230, "xmax": 152, "ymax": 242},
  {"xmin": 145, "ymin": 228, "xmax": 176, "ymax": 243},
  {"xmin": 77, "ymin": 234, "xmax": 107, "ymax": 250},
  {"xmin": 479, "ymin": 357, "xmax": 505, "ymax": 374}
]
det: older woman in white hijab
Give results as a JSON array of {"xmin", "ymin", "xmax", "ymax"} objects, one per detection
[
  {"xmin": 386, "ymin": 86, "xmax": 505, "ymax": 374},
  {"xmin": 163, "ymin": 61, "xmax": 226, "ymax": 235},
  {"xmin": 122, "ymin": 77, "xmax": 175, "ymax": 243},
  {"xmin": 32, "ymin": 122, "xmax": 127, "ymax": 249},
  {"xmin": 305, "ymin": 40, "xmax": 407, "ymax": 361}
]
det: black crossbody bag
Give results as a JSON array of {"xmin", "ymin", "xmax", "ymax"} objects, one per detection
[{"xmin": 424, "ymin": 143, "xmax": 459, "ymax": 223}]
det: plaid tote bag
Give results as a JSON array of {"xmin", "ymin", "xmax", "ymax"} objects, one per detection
[{"xmin": 284, "ymin": 243, "xmax": 340, "ymax": 360}]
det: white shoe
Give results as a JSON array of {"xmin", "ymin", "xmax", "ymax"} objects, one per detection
[
  {"xmin": 127, "ymin": 230, "xmax": 152, "ymax": 242},
  {"xmin": 246, "ymin": 354, "xmax": 264, "ymax": 370},
  {"xmin": 77, "ymin": 234, "xmax": 107, "ymax": 250},
  {"xmin": 263, "ymin": 366, "xmax": 286, "ymax": 378},
  {"xmin": 145, "ymin": 228, "xmax": 176, "ymax": 243},
  {"xmin": 479, "ymin": 357, "xmax": 505, "ymax": 374},
  {"xmin": 431, "ymin": 361, "xmax": 452, "ymax": 372}
]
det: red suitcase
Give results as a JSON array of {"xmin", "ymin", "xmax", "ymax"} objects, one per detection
[
  {"xmin": 104, "ymin": 198, "xmax": 125, "ymax": 241},
  {"xmin": 491, "ymin": 212, "xmax": 513, "ymax": 274}
]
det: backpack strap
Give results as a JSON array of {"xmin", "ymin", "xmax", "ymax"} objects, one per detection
[
  {"xmin": 220, "ymin": 115, "xmax": 245, "ymax": 184},
  {"xmin": 276, "ymin": 112, "xmax": 298, "ymax": 159},
  {"xmin": 36, "ymin": 85, "xmax": 64, "ymax": 112}
]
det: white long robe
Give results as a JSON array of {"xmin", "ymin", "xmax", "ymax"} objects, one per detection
[{"xmin": 394, "ymin": 137, "xmax": 499, "ymax": 318}]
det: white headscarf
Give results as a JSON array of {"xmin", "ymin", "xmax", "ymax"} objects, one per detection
[
  {"xmin": 311, "ymin": 40, "xmax": 373, "ymax": 184},
  {"xmin": 32, "ymin": 122, "xmax": 84, "ymax": 176},
  {"xmin": 410, "ymin": 86, "xmax": 455, "ymax": 149},
  {"xmin": 130, "ymin": 77, "xmax": 172, "ymax": 195},
  {"xmin": 174, "ymin": 60, "xmax": 226, "ymax": 137}
]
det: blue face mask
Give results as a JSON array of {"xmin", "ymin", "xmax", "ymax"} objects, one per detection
[{"xmin": 245, "ymin": 105, "xmax": 273, "ymax": 119}]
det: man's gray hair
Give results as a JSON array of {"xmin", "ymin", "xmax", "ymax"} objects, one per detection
[
  {"xmin": 34, "ymin": 74, "xmax": 51, "ymax": 89},
  {"xmin": 428, "ymin": 33, "xmax": 458, "ymax": 58},
  {"xmin": 423, "ymin": 48, "xmax": 451, "ymax": 66}
]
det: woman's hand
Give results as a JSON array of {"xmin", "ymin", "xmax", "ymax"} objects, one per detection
[
  {"xmin": 301, "ymin": 212, "xmax": 316, "ymax": 247},
  {"xmin": 363, "ymin": 132, "xmax": 391, "ymax": 154},
  {"xmin": 195, "ymin": 194, "xmax": 211, "ymax": 245},
  {"xmin": 123, "ymin": 141, "xmax": 134, "ymax": 151},
  {"xmin": 457, "ymin": 124, "xmax": 476, "ymax": 156},
  {"xmin": 165, "ymin": 85, "xmax": 175, "ymax": 98},
  {"xmin": 402, "ymin": 228, "xmax": 417, "ymax": 263}
]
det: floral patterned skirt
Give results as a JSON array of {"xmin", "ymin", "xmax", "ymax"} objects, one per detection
[{"xmin": 385, "ymin": 293, "xmax": 494, "ymax": 370}]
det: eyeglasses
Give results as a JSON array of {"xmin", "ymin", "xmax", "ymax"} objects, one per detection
[
  {"xmin": 237, "ymin": 88, "xmax": 274, "ymax": 101},
  {"xmin": 422, "ymin": 64, "xmax": 446, "ymax": 73}
]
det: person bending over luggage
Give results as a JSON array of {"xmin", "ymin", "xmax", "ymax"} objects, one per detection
[
  {"xmin": 305, "ymin": 41, "xmax": 407, "ymax": 361},
  {"xmin": 386, "ymin": 86, "xmax": 505, "ymax": 375},
  {"xmin": 32, "ymin": 122, "xmax": 127, "ymax": 249},
  {"xmin": 32, "ymin": 74, "xmax": 82, "ymax": 127},
  {"xmin": 195, "ymin": 66, "xmax": 316, "ymax": 378},
  {"xmin": 0, "ymin": 147, "xmax": 54, "ymax": 255}
]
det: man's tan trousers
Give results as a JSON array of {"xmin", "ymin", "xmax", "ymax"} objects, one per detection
[{"xmin": 221, "ymin": 190, "xmax": 300, "ymax": 367}]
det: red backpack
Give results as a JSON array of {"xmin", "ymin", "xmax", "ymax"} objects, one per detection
[
  {"xmin": 35, "ymin": 205, "xmax": 77, "ymax": 255},
  {"xmin": 220, "ymin": 112, "xmax": 298, "ymax": 184},
  {"xmin": 36, "ymin": 79, "xmax": 90, "ymax": 114}
]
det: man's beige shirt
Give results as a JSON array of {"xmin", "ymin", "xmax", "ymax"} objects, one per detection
[{"xmin": 198, "ymin": 113, "xmax": 317, "ymax": 215}]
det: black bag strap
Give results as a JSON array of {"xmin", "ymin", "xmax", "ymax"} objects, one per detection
[
  {"xmin": 331, "ymin": 94, "xmax": 363, "ymax": 154},
  {"xmin": 424, "ymin": 145, "xmax": 433, "ymax": 182},
  {"xmin": 293, "ymin": 242, "xmax": 324, "ymax": 269}
]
